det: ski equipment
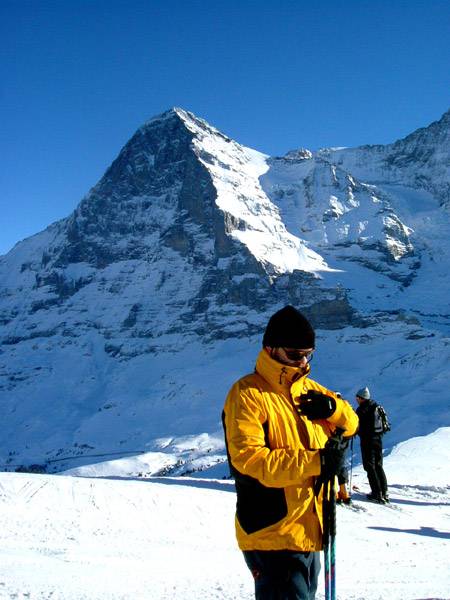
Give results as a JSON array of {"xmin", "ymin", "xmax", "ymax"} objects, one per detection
[
  {"xmin": 349, "ymin": 436, "xmax": 354, "ymax": 493},
  {"xmin": 316, "ymin": 428, "xmax": 345, "ymax": 600},
  {"xmin": 323, "ymin": 475, "xmax": 336, "ymax": 600}
]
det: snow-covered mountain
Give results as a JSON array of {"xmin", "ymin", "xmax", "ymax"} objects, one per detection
[{"xmin": 1, "ymin": 107, "xmax": 449, "ymax": 475}]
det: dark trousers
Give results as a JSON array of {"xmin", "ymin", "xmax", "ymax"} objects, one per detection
[
  {"xmin": 243, "ymin": 549, "xmax": 320, "ymax": 600},
  {"xmin": 337, "ymin": 442, "xmax": 350, "ymax": 485},
  {"xmin": 361, "ymin": 437, "xmax": 388, "ymax": 497},
  {"xmin": 337, "ymin": 464, "xmax": 348, "ymax": 486}
]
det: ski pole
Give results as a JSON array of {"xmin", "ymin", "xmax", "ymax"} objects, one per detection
[
  {"xmin": 349, "ymin": 436, "xmax": 354, "ymax": 494},
  {"xmin": 330, "ymin": 475, "xmax": 337, "ymax": 600},
  {"xmin": 322, "ymin": 429, "xmax": 343, "ymax": 600},
  {"xmin": 323, "ymin": 478, "xmax": 331, "ymax": 600},
  {"xmin": 323, "ymin": 474, "xmax": 337, "ymax": 600}
]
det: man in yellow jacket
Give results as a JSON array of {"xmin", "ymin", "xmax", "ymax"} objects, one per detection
[{"xmin": 222, "ymin": 305, "xmax": 358, "ymax": 599}]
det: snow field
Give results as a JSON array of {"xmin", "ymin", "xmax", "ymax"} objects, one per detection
[
  {"xmin": 0, "ymin": 474, "xmax": 250, "ymax": 600},
  {"xmin": 1, "ymin": 428, "xmax": 450, "ymax": 599}
]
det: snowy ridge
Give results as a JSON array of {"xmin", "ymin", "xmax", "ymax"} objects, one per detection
[
  {"xmin": 173, "ymin": 108, "xmax": 334, "ymax": 275},
  {"xmin": 321, "ymin": 108, "xmax": 450, "ymax": 206}
]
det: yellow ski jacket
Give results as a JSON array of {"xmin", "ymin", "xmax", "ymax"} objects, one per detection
[{"xmin": 222, "ymin": 348, "xmax": 358, "ymax": 552}]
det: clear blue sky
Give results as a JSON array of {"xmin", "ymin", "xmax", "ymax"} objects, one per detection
[{"xmin": 1, "ymin": 0, "xmax": 449, "ymax": 255}]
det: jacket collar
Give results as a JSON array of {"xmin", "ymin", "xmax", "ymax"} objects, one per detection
[{"xmin": 255, "ymin": 348, "xmax": 310, "ymax": 397}]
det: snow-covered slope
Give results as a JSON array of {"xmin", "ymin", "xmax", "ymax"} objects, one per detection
[
  {"xmin": 265, "ymin": 154, "xmax": 417, "ymax": 272},
  {"xmin": 0, "ymin": 107, "xmax": 449, "ymax": 474},
  {"xmin": 1, "ymin": 428, "xmax": 449, "ymax": 599}
]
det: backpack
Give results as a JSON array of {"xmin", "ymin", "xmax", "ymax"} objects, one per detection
[{"xmin": 373, "ymin": 404, "xmax": 391, "ymax": 434}]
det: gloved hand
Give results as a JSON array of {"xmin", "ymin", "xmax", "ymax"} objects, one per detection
[
  {"xmin": 316, "ymin": 429, "xmax": 348, "ymax": 490},
  {"xmin": 319, "ymin": 446, "xmax": 345, "ymax": 481},
  {"xmin": 298, "ymin": 390, "xmax": 336, "ymax": 420}
]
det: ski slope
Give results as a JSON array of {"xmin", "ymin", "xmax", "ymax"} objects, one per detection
[{"xmin": 1, "ymin": 428, "xmax": 449, "ymax": 599}]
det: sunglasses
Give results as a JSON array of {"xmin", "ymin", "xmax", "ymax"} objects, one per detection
[{"xmin": 283, "ymin": 349, "xmax": 314, "ymax": 362}]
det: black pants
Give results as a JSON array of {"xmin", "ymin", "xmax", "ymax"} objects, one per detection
[
  {"xmin": 243, "ymin": 549, "xmax": 320, "ymax": 600},
  {"xmin": 360, "ymin": 437, "xmax": 388, "ymax": 498},
  {"xmin": 337, "ymin": 464, "xmax": 348, "ymax": 486},
  {"xmin": 337, "ymin": 442, "xmax": 350, "ymax": 485}
]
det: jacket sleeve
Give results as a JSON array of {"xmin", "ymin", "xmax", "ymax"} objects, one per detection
[
  {"xmin": 326, "ymin": 394, "xmax": 359, "ymax": 437},
  {"xmin": 223, "ymin": 381, "xmax": 321, "ymax": 489}
]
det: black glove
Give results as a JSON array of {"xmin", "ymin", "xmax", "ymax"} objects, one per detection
[
  {"xmin": 319, "ymin": 446, "xmax": 345, "ymax": 481},
  {"xmin": 298, "ymin": 390, "xmax": 336, "ymax": 420},
  {"xmin": 319, "ymin": 431, "xmax": 348, "ymax": 481}
]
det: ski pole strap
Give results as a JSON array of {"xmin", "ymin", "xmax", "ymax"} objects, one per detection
[{"xmin": 315, "ymin": 426, "xmax": 346, "ymax": 497}]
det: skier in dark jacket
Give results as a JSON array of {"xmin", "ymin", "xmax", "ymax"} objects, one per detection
[{"xmin": 355, "ymin": 387, "xmax": 389, "ymax": 504}]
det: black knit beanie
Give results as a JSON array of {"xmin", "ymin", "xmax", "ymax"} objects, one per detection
[{"xmin": 262, "ymin": 305, "xmax": 315, "ymax": 348}]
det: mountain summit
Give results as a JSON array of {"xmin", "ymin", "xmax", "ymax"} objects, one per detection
[{"xmin": 1, "ymin": 107, "xmax": 449, "ymax": 473}]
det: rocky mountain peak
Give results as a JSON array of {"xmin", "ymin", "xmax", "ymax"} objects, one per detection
[
  {"xmin": 139, "ymin": 107, "xmax": 232, "ymax": 146},
  {"xmin": 280, "ymin": 148, "xmax": 313, "ymax": 162},
  {"xmin": 388, "ymin": 108, "xmax": 450, "ymax": 162}
]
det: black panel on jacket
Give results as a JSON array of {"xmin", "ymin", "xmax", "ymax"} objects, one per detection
[{"xmin": 222, "ymin": 411, "xmax": 288, "ymax": 535}]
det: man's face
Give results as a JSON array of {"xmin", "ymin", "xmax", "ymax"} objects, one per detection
[{"xmin": 268, "ymin": 347, "xmax": 314, "ymax": 371}]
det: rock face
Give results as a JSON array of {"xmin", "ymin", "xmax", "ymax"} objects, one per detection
[{"xmin": 0, "ymin": 106, "xmax": 449, "ymax": 472}]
